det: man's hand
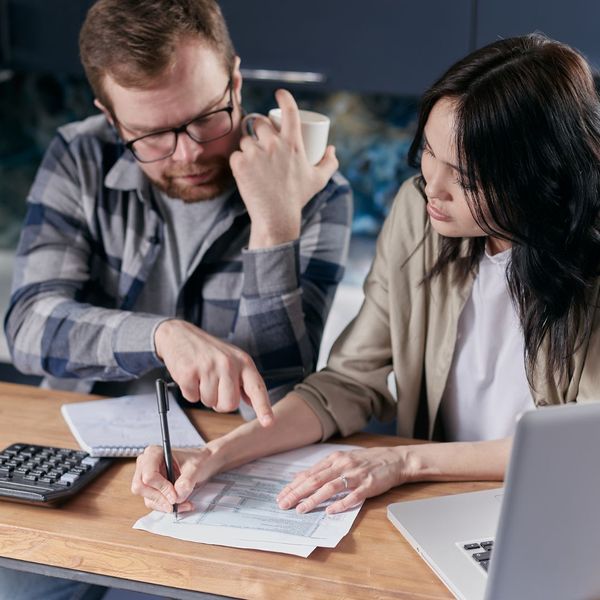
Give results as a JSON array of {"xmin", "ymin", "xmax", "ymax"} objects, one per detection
[
  {"xmin": 229, "ymin": 89, "xmax": 338, "ymax": 249},
  {"xmin": 154, "ymin": 319, "xmax": 273, "ymax": 426},
  {"xmin": 131, "ymin": 445, "xmax": 221, "ymax": 513}
]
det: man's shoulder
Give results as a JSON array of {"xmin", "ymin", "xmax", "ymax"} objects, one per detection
[
  {"xmin": 327, "ymin": 171, "xmax": 352, "ymax": 196},
  {"xmin": 302, "ymin": 170, "xmax": 352, "ymax": 228},
  {"xmin": 57, "ymin": 114, "xmax": 117, "ymax": 146},
  {"xmin": 311, "ymin": 170, "xmax": 352, "ymax": 208}
]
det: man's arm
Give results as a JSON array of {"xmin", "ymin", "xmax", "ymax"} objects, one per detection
[
  {"xmin": 231, "ymin": 175, "xmax": 352, "ymax": 410},
  {"xmin": 4, "ymin": 133, "xmax": 166, "ymax": 381},
  {"xmin": 228, "ymin": 90, "xmax": 352, "ymax": 408}
]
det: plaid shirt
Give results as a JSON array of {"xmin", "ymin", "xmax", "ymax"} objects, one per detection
[{"xmin": 4, "ymin": 115, "xmax": 352, "ymax": 399}]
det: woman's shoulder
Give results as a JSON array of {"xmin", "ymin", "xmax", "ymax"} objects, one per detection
[{"xmin": 379, "ymin": 176, "xmax": 434, "ymax": 254}]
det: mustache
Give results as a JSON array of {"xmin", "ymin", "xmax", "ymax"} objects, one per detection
[{"xmin": 165, "ymin": 157, "xmax": 230, "ymax": 178}]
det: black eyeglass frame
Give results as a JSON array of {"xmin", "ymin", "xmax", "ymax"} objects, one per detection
[{"xmin": 121, "ymin": 78, "xmax": 234, "ymax": 163}]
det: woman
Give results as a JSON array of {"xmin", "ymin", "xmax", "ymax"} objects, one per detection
[{"xmin": 132, "ymin": 33, "xmax": 600, "ymax": 516}]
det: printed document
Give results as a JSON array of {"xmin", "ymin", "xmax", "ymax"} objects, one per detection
[{"xmin": 134, "ymin": 443, "xmax": 364, "ymax": 557}]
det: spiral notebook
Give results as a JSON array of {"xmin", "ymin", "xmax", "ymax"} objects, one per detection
[{"xmin": 61, "ymin": 393, "xmax": 205, "ymax": 457}]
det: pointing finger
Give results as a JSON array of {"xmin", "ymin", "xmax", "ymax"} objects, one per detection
[{"xmin": 240, "ymin": 365, "xmax": 273, "ymax": 427}]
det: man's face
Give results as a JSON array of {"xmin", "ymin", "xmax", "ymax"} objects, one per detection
[{"xmin": 101, "ymin": 40, "xmax": 243, "ymax": 202}]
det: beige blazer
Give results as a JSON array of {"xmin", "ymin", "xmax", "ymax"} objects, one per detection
[{"xmin": 296, "ymin": 178, "xmax": 600, "ymax": 441}]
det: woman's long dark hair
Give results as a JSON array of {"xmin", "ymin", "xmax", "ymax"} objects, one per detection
[{"xmin": 408, "ymin": 33, "xmax": 600, "ymax": 383}]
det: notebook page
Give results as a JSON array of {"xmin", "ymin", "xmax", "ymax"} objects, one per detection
[{"xmin": 61, "ymin": 393, "xmax": 205, "ymax": 457}]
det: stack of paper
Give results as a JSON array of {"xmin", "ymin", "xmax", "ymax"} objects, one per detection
[{"xmin": 133, "ymin": 443, "xmax": 364, "ymax": 557}]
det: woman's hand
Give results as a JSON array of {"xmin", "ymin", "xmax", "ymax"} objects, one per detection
[
  {"xmin": 131, "ymin": 444, "xmax": 223, "ymax": 513},
  {"xmin": 276, "ymin": 446, "xmax": 416, "ymax": 515},
  {"xmin": 276, "ymin": 438, "xmax": 512, "ymax": 515}
]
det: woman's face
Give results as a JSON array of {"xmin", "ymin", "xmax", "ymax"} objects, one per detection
[{"xmin": 421, "ymin": 98, "xmax": 488, "ymax": 241}]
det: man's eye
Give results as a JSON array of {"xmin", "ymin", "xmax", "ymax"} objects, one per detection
[{"xmin": 192, "ymin": 113, "xmax": 215, "ymax": 126}]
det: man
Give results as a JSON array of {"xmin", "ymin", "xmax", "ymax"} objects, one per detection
[
  {"xmin": 0, "ymin": 0, "xmax": 351, "ymax": 597},
  {"xmin": 4, "ymin": 0, "xmax": 352, "ymax": 424}
]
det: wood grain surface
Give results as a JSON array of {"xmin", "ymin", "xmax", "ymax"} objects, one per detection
[{"xmin": 0, "ymin": 382, "xmax": 499, "ymax": 599}]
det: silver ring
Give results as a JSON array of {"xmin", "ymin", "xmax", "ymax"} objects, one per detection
[{"xmin": 340, "ymin": 475, "xmax": 349, "ymax": 490}]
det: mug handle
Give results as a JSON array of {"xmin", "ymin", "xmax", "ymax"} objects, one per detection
[{"xmin": 241, "ymin": 112, "xmax": 273, "ymax": 139}]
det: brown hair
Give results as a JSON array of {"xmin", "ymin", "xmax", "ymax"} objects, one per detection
[{"xmin": 79, "ymin": 0, "xmax": 236, "ymax": 109}]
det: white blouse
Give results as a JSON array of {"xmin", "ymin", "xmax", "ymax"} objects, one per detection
[{"xmin": 440, "ymin": 248, "xmax": 534, "ymax": 441}]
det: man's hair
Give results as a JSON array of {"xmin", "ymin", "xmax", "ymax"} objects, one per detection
[
  {"xmin": 408, "ymin": 33, "xmax": 600, "ymax": 385},
  {"xmin": 79, "ymin": 0, "xmax": 236, "ymax": 109}
]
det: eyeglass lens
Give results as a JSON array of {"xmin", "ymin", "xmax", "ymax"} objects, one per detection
[{"xmin": 131, "ymin": 109, "xmax": 232, "ymax": 162}]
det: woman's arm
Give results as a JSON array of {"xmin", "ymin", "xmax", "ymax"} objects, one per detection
[
  {"xmin": 132, "ymin": 389, "xmax": 511, "ymax": 515},
  {"xmin": 131, "ymin": 392, "xmax": 323, "ymax": 512},
  {"xmin": 276, "ymin": 437, "xmax": 512, "ymax": 514}
]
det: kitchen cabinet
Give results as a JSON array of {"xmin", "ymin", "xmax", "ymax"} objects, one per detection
[
  {"xmin": 219, "ymin": 0, "xmax": 473, "ymax": 95},
  {"xmin": 476, "ymin": 0, "xmax": 600, "ymax": 70},
  {"xmin": 1, "ymin": 0, "xmax": 95, "ymax": 75},
  {"xmin": 2, "ymin": 1, "xmax": 598, "ymax": 94}
]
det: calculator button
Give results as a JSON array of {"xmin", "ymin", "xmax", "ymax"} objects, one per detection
[
  {"xmin": 59, "ymin": 473, "xmax": 80, "ymax": 485},
  {"xmin": 0, "ymin": 467, "xmax": 13, "ymax": 477},
  {"xmin": 23, "ymin": 474, "xmax": 38, "ymax": 482},
  {"xmin": 81, "ymin": 457, "xmax": 101, "ymax": 467}
]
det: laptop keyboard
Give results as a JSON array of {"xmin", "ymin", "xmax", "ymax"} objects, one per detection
[{"xmin": 462, "ymin": 540, "xmax": 494, "ymax": 572}]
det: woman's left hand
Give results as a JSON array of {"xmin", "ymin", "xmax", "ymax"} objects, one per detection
[{"xmin": 276, "ymin": 446, "xmax": 414, "ymax": 515}]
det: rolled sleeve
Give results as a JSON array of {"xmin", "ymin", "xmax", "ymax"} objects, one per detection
[
  {"xmin": 113, "ymin": 313, "xmax": 170, "ymax": 374},
  {"xmin": 241, "ymin": 241, "xmax": 300, "ymax": 297}
]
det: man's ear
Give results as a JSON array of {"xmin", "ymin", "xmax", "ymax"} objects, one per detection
[
  {"xmin": 232, "ymin": 56, "xmax": 242, "ymax": 106},
  {"xmin": 94, "ymin": 99, "xmax": 115, "ymax": 126}
]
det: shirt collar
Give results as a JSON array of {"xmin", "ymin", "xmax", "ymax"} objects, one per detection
[{"xmin": 104, "ymin": 150, "xmax": 149, "ymax": 192}]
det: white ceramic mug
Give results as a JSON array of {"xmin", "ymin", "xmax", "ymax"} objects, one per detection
[{"xmin": 243, "ymin": 108, "xmax": 330, "ymax": 165}]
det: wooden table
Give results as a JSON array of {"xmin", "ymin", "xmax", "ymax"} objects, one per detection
[{"xmin": 0, "ymin": 382, "xmax": 499, "ymax": 599}]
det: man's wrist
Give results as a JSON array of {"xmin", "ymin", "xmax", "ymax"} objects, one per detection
[
  {"xmin": 248, "ymin": 222, "xmax": 300, "ymax": 249},
  {"xmin": 154, "ymin": 318, "xmax": 180, "ymax": 360}
]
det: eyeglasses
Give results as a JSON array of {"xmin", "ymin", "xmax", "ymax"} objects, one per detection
[{"xmin": 121, "ymin": 79, "xmax": 234, "ymax": 163}]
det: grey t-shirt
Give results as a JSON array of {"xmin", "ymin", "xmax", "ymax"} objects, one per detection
[
  {"xmin": 135, "ymin": 189, "xmax": 232, "ymax": 317},
  {"xmin": 98, "ymin": 188, "xmax": 232, "ymax": 397}
]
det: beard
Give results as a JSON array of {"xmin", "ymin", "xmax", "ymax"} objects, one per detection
[{"xmin": 150, "ymin": 156, "xmax": 234, "ymax": 203}]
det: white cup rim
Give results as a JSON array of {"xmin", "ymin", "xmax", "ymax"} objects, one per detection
[{"xmin": 268, "ymin": 107, "xmax": 330, "ymax": 124}]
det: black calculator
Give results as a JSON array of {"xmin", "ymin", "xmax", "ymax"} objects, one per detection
[{"xmin": 0, "ymin": 443, "xmax": 113, "ymax": 506}]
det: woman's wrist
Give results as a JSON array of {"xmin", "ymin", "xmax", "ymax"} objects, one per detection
[
  {"xmin": 394, "ymin": 445, "xmax": 437, "ymax": 484},
  {"xmin": 394, "ymin": 438, "xmax": 511, "ymax": 485}
]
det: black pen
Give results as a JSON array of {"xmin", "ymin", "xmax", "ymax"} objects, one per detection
[{"xmin": 155, "ymin": 378, "xmax": 178, "ymax": 521}]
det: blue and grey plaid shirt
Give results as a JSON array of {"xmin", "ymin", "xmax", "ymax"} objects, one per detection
[{"xmin": 4, "ymin": 115, "xmax": 352, "ymax": 399}]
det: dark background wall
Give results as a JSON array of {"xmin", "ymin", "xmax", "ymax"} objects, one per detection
[{"xmin": 2, "ymin": 0, "xmax": 600, "ymax": 94}]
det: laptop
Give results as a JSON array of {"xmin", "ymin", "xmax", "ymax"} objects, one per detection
[{"xmin": 387, "ymin": 402, "xmax": 600, "ymax": 600}]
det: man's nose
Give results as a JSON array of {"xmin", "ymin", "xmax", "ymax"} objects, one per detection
[{"xmin": 171, "ymin": 131, "xmax": 204, "ymax": 162}]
